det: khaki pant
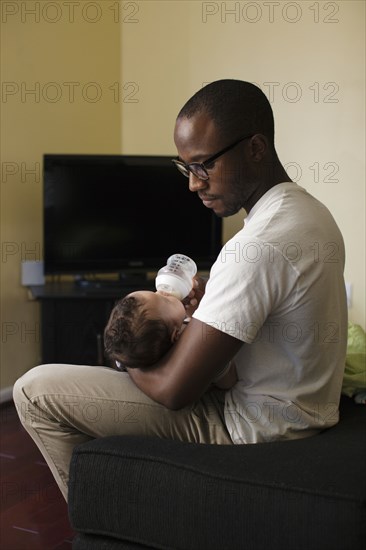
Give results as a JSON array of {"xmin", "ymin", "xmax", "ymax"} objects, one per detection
[{"xmin": 13, "ymin": 364, "xmax": 232, "ymax": 501}]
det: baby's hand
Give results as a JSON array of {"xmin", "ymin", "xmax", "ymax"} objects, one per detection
[{"xmin": 183, "ymin": 276, "xmax": 207, "ymax": 317}]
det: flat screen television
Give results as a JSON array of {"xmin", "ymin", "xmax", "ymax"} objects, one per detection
[{"xmin": 43, "ymin": 154, "xmax": 222, "ymax": 278}]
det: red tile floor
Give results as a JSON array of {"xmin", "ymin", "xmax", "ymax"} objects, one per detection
[{"xmin": 0, "ymin": 402, "xmax": 75, "ymax": 549}]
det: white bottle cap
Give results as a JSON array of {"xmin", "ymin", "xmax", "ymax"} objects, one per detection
[{"xmin": 155, "ymin": 273, "xmax": 192, "ymax": 300}]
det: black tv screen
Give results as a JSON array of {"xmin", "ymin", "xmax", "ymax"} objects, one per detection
[{"xmin": 43, "ymin": 155, "xmax": 222, "ymax": 276}]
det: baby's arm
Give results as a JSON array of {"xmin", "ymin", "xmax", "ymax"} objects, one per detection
[{"xmin": 212, "ymin": 361, "xmax": 238, "ymax": 390}]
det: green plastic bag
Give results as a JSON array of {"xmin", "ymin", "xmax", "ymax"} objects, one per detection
[{"xmin": 342, "ymin": 323, "xmax": 366, "ymax": 398}]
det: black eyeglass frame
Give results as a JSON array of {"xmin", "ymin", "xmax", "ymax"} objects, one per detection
[{"xmin": 171, "ymin": 133, "xmax": 255, "ymax": 180}]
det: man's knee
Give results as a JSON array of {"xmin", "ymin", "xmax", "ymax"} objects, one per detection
[
  {"xmin": 13, "ymin": 364, "xmax": 58, "ymax": 424},
  {"xmin": 14, "ymin": 364, "xmax": 55, "ymax": 396}
]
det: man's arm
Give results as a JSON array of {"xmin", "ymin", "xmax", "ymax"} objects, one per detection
[{"xmin": 127, "ymin": 318, "xmax": 242, "ymax": 410}]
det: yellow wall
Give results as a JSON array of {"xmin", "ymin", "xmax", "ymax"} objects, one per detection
[
  {"xmin": 121, "ymin": 0, "xmax": 365, "ymax": 323},
  {"xmin": 0, "ymin": 1, "xmax": 121, "ymax": 393},
  {"xmin": 1, "ymin": 0, "xmax": 365, "ymax": 394}
]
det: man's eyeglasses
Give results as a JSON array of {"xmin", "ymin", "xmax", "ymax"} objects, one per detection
[{"xmin": 171, "ymin": 133, "xmax": 255, "ymax": 181}]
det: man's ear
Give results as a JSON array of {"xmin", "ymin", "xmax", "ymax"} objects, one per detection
[{"xmin": 250, "ymin": 134, "xmax": 267, "ymax": 162}]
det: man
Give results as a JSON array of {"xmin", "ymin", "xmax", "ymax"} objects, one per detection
[{"xmin": 13, "ymin": 80, "xmax": 347, "ymax": 500}]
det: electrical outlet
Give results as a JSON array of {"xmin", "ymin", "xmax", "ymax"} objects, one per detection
[{"xmin": 345, "ymin": 282, "xmax": 352, "ymax": 308}]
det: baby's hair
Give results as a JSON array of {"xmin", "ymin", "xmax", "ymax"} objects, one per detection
[{"xmin": 104, "ymin": 295, "xmax": 172, "ymax": 369}]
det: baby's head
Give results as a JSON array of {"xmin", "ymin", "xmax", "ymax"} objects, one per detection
[{"xmin": 104, "ymin": 290, "xmax": 186, "ymax": 369}]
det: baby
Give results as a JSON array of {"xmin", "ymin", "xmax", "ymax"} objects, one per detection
[{"xmin": 104, "ymin": 290, "xmax": 237, "ymax": 389}]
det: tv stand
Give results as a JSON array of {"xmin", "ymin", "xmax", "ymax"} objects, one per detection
[
  {"xmin": 74, "ymin": 272, "xmax": 150, "ymax": 291},
  {"xmin": 30, "ymin": 279, "xmax": 155, "ymax": 366},
  {"xmin": 118, "ymin": 271, "xmax": 151, "ymax": 285}
]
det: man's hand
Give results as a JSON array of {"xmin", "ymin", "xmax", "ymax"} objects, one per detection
[{"xmin": 183, "ymin": 276, "xmax": 207, "ymax": 317}]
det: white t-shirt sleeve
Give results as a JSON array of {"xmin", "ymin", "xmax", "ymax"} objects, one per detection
[{"xmin": 193, "ymin": 237, "xmax": 298, "ymax": 343}]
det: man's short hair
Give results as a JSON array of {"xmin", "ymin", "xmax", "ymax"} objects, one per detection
[
  {"xmin": 177, "ymin": 79, "xmax": 275, "ymax": 146},
  {"xmin": 104, "ymin": 295, "xmax": 172, "ymax": 369}
]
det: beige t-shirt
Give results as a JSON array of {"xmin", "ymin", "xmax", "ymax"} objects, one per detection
[{"xmin": 194, "ymin": 182, "xmax": 347, "ymax": 443}]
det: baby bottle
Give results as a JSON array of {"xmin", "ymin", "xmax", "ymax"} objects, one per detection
[{"xmin": 155, "ymin": 254, "xmax": 197, "ymax": 300}]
